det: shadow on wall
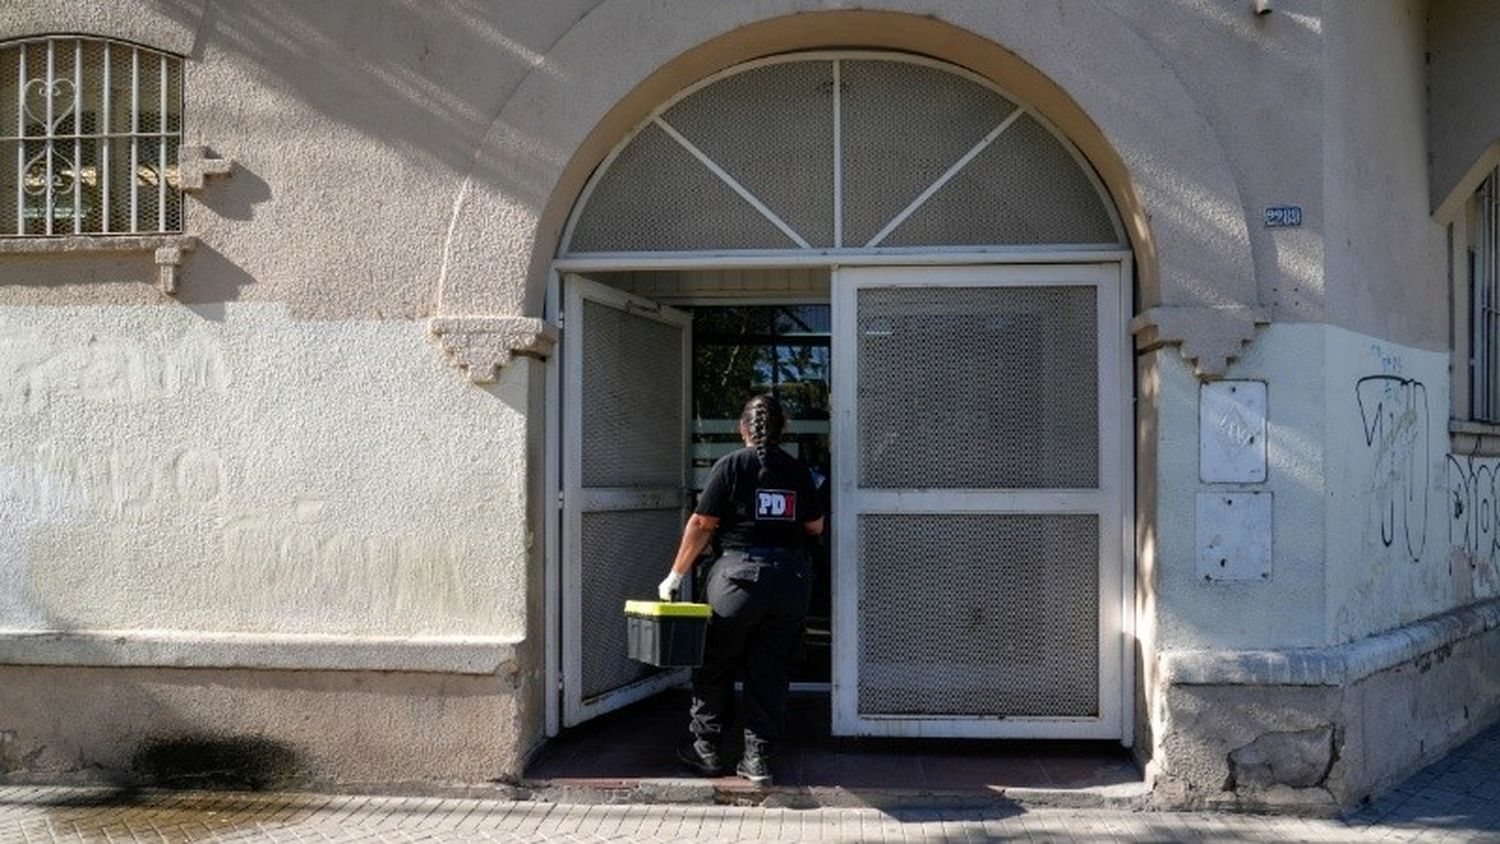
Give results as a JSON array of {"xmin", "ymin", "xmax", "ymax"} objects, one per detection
[
  {"xmin": 148, "ymin": 0, "xmax": 589, "ymax": 191},
  {"xmin": 175, "ymin": 243, "xmax": 257, "ymax": 315},
  {"xmin": 142, "ymin": 0, "xmax": 1301, "ymax": 322},
  {"xmin": 193, "ymin": 153, "xmax": 272, "ymax": 223},
  {"xmin": 1110, "ymin": 0, "xmax": 1328, "ymax": 318}
]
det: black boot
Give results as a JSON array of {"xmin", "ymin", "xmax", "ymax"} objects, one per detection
[
  {"xmin": 736, "ymin": 747, "xmax": 773, "ymax": 786},
  {"xmin": 676, "ymin": 738, "xmax": 723, "ymax": 777}
]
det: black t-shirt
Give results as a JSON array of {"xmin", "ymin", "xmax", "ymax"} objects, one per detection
[{"xmin": 695, "ymin": 445, "xmax": 824, "ymax": 550}]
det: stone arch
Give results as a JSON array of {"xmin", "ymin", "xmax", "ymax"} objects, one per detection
[{"xmin": 433, "ymin": 5, "xmax": 1261, "ymax": 380}]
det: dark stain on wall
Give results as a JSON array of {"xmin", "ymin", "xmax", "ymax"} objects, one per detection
[{"xmin": 131, "ymin": 735, "xmax": 304, "ymax": 791}]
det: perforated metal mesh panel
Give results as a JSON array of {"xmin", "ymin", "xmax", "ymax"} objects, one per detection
[
  {"xmin": 857, "ymin": 285, "xmax": 1098, "ymax": 489},
  {"xmin": 579, "ymin": 508, "xmax": 681, "ymax": 700},
  {"xmin": 568, "ymin": 122, "xmax": 796, "ymax": 253},
  {"xmin": 664, "ymin": 61, "xmax": 834, "ymax": 247},
  {"xmin": 857, "ymin": 513, "xmax": 1099, "ymax": 717},
  {"xmin": 884, "ymin": 114, "xmax": 1117, "ymax": 246},
  {"xmin": 565, "ymin": 56, "xmax": 1125, "ymax": 256},
  {"xmin": 839, "ymin": 59, "xmax": 1018, "ymax": 248},
  {"xmin": 580, "ymin": 299, "xmax": 684, "ymax": 488}
]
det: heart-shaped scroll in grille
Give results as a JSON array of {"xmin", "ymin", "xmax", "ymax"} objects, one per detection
[{"xmin": 1, "ymin": 38, "xmax": 183, "ymax": 235}]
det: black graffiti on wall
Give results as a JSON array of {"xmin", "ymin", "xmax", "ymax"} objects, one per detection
[
  {"xmin": 1355, "ymin": 375, "xmax": 1429, "ymax": 563},
  {"xmin": 1447, "ymin": 454, "xmax": 1500, "ymax": 566}
]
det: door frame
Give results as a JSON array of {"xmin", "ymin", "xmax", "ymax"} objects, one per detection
[{"xmin": 543, "ymin": 251, "xmax": 1134, "ymax": 743}]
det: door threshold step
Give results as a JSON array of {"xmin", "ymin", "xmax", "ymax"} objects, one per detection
[{"xmin": 516, "ymin": 777, "xmax": 1151, "ymax": 811}]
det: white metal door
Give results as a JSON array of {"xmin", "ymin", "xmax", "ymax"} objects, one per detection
[
  {"xmin": 561, "ymin": 274, "xmax": 693, "ymax": 727},
  {"xmin": 831, "ymin": 264, "xmax": 1125, "ymax": 739}
]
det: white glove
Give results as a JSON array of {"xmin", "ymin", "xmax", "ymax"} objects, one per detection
[{"xmin": 658, "ymin": 570, "xmax": 686, "ymax": 602}]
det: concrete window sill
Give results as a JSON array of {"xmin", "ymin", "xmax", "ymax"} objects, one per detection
[
  {"xmin": 0, "ymin": 233, "xmax": 197, "ymax": 294},
  {"xmin": 1450, "ymin": 419, "xmax": 1500, "ymax": 456}
]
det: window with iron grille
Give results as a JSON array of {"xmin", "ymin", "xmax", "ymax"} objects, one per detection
[
  {"xmin": 0, "ymin": 37, "xmax": 183, "ymax": 237},
  {"xmin": 1472, "ymin": 167, "xmax": 1500, "ymax": 422}
]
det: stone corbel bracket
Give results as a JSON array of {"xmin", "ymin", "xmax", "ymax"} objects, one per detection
[
  {"xmin": 178, "ymin": 145, "xmax": 234, "ymax": 192},
  {"xmin": 429, "ymin": 316, "xmax": 558, "ymax": 384},
  {"xmin": 1132, "ymin": 305, "xmax": 1269, "ymax": 379},
  {"xmin": 154, "ymin": 240, "xmax": 195, "ymax": 294}
]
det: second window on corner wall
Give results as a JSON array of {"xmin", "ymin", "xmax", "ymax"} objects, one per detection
[
  {"xmin": 0, "ymin": 36, "xmax": 183, "ymax": 237},
  {"xmin": 1472, "ymin": 167, "xmax": 1500, "ymax": 423}
]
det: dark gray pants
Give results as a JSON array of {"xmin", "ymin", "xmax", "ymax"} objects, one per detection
[{"xmin": 689, "ymin": 547, "xmax": 812, "ymax": 758}]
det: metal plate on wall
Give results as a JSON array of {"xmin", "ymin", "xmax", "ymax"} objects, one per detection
[
  {"xmin": 1195, "ymin": 491, "xmax": 1273, "ymax": 582},
  {"xmin": 1200, "ymin": 381, "xmax": 1267, "ymax": 483}
]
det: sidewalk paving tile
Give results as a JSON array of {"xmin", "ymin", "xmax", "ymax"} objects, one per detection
[{"xmin": 2, "ymin": 721, "xmax": 1499, "ymax": 842}]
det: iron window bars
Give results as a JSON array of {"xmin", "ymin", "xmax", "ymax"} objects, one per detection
[{"xmin": 1, "ymin": 37, "xmax": 183, "ymax": 236}]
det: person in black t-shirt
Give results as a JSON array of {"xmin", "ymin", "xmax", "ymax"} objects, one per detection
[{"xmin": 657, "ymin": 394, "xmax": 825, "ymax": 786}]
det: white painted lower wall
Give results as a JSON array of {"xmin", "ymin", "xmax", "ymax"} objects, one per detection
[
  {"xmin": 1146, "ymin": 321, "xmax": 1500, "ymax": 810},
  {"xmin": 1150, "ymin": 322, "xmax": 1499, "ymax": 653},
  {"xmin": 0, "ymin": 303, "xmax": 533, "ymax": 648},
  {"xmin": 1320, "ymin": 325, "xmax": 1498, "ymax": 642},
  {"xmin": 1150, "ymin": 323, "xmax": 1330, "ymax": 652}
]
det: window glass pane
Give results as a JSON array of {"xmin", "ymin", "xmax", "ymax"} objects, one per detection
[
  {"xmin": 0, "ymin": 140, "xmax": 15, "ymax": 231},
  {"xmin": 775, "ymin": 304, "xmax": 831, "ymax": 335},
  {"xmin": 21, "ymin": 43, "xmax": 46, "ymax": 137},
  {"xmin": 51, "ymin": 38, "xmax": 78, "ymax": 137},
  {"xmin": 0, "ymin": 46, "xmax": 17, "ymax": 137},
  {"xmin": 689, "ymin": 304, "xmax": 832, "ymax": 490},
  {"xmin": 166, "ymin": 56, "xmax": 182, "ymax": 134},
  {"xmin": 20, "ymin": 137, "xmax": 44, "ymax": 234}
]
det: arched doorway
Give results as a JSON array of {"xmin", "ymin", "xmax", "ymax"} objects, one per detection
[{"xmin": 547, "ymin": 51, "xmax": 1133, "ymax": 742}]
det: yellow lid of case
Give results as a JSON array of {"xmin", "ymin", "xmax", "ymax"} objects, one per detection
[{"xmin": 624, "ymin": 600, "xmax": 712, "ymax": 618}]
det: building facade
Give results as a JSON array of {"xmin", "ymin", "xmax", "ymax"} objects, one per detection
[{"xmin": 1, "ymin": 0, "xmax": 1497, "ymax": 811}]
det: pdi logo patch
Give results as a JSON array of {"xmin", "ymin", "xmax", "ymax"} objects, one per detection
[{"xmin": 755, "ymin": 489, "xmax": 797, "ymax": 521}]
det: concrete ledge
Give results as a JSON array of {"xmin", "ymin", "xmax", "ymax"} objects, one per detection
[
  {"xmin": 518, "ymin": 777, "xmax": 1151, "ymax": 811},
  {"xmin": 1160, "ymin": 597, "xmax": 1500, "ymax": 686},
  {"xmin": 0, "ymin": 629, "xmax": 521, "ymax": 675},
  {"xmin": 0, "ymin": 234, "xmax": 198, "ymax": 293},
  {"xmin": 0, "ymin": 234, "xmax": 194, "ymax": 256},
  {"xmin": 1449, "ymin": 419, "xmax": 1500, "ymax": 457}
]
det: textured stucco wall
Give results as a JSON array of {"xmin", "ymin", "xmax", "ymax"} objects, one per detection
[
  {"xmin": 1428, "ymin": 0, "xmax": 1500, "ymax": 213},
  {"xmin": 0, "ymin": 302, "xmax": 531, "ymax": 639},
  {"xmin": 0, "ymin": 0, "xmax": 599, "ymax": 318},
  {"xmin": 1150, "ymin": 321, "xmax": 1500, "ymax": 651},
  {"xmin": 442, "ymin": 0, "xmax": 1271, "ymax": 318},
  {"xmin": 0, "ymin": 3, "xmax": 1439, "ymax": 336},
  {"xmin": 1133, "ymin": 350, "xmax": 1162, "ymax": 768},
  {"xmin": 1149, "ymin": 325, "xmax": 1329, "ymax": 652},
  {"xmin": 1320, "ymin": 328, "xmax": 1486, "ymax": 643},
  {"xmin": 1334, "ymin": 615, "xmax": 1500, "ymax": 804},
  {"xmin": 1106, "ymin": 0, "xmax": 1325, "ymax": 324},
  {"xmin": 1323, "ymin": 0, "xmax": 1447, "ymax": 352}
]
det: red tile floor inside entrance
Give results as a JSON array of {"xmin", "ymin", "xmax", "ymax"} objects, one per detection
[{"xmin": 525, "ymin": 690, "xmax": 1141, "ymax": 792}]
